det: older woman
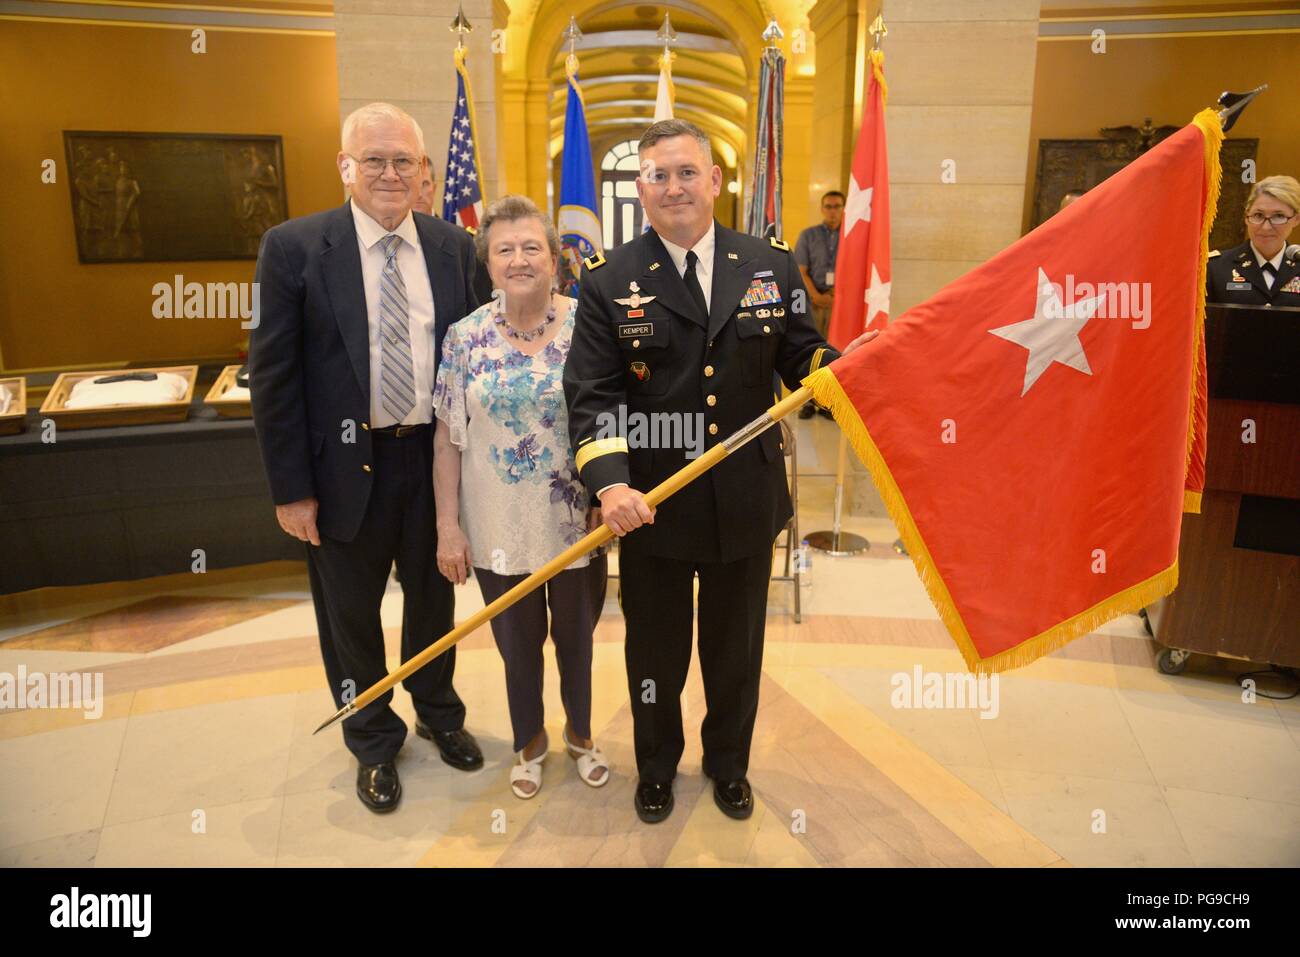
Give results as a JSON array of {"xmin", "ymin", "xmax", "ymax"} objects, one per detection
[
  {"xmin": 432, "ymin": 195, "xmax": 609, "ymax": 799},
  {"xmin": 1207, "ymin": 174, "xmax": 1300, "ymax": 307}
]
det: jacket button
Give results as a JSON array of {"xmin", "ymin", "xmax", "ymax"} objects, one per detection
[
  {"xmin": 363, "ymin": 464, "xmax": 371, "ymax": 472},
  {"xmin": 763, "ymin": 325, "xmax": 771, "ymax": 334},
  {"xmin": 704, "ymin": 365, "xmax": 714, "ymax": 377},
  {"xmin": 708, "ymin": 423, "xmax": 718, "ymax": 436},
  {"xmin": 632, "ymin": 339, "xmax": 641, "ymax": 348},
  {"xmin": 361, "ymin": 422, "xmax": 369, "ymax": 430},
  {"xmin": 706, "ymin": 395, "xmax": 717, "ymax": 407}
]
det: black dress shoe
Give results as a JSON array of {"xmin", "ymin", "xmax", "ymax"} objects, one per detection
[
  {"xmin": 798, "ymin": 402, "xmax": 817, "ymax": 419},
  {"xmin": 712, "ymin": 778, "xmax": 754, "ymax": 820},
  {"xmin": 634, "ymin": 780, "xmax": 674, "ymax": 824},
  {"xmin": 415, "ymin": 721, "xmax": 484, "ymax": 771},
  {"xmin": 817, "ymin": 406, "xmax": 834, "ymax": 420},
  {"xmin": 356, "ymin": 761, "xmax": 401, "ymax": 813}
]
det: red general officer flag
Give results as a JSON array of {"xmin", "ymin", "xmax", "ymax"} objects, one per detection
[
  {"xmin": 827, "ymin": 48, "xmax": 891, "ymax": 350},
  {"xmin": 806, "ymin": 110, "xmax": 1221, "ymax": 672}
]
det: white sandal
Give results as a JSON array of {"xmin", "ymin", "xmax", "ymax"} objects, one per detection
[
  {"xmin": 563, "ymin": 727, "xmax": 610, "ymax": 788},
  {"xmin": 510, "ymin": 733, "xmax": 547, "ymax": 800}
]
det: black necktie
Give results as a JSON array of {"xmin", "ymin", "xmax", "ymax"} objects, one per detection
[
  {"xmin": 684, "ymin": 249, "xmax": 709, "ymax": 321},
  {"xmin": 1262, "ymin": 261, "xmax": 1277, "ymax": 287}
]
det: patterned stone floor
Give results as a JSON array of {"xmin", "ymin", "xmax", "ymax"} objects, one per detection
[{"xmin": 2, "ymin": 416, "xmax": 1297, "ymax": 867}]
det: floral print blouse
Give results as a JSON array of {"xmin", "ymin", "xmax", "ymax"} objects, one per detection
[{"xmin": 433, "ymin": 297, "xmax": 593, "ymax": 573}]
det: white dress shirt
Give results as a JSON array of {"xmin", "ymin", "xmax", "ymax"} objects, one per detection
[
  {"xmin": 658, "ymin": 221, "xmax": 716, "ymax": 312},
  {"xmin": 350, "ymin": 199, "xmax": 436, "ymax": 427},
  {"xmin": 1250, "ymin": 242, "xmax": 1284, "ymax": 289}
]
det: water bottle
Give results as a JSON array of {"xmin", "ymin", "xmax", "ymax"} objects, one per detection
[{"xmin": 797, "ymin": 538, "xmax": 812, "ymax": 587}]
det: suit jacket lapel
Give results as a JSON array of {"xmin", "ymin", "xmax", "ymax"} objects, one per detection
[
  {"xmin": 414, "ymin": 214, "xmax": 458, "ymax": 363},
  {"xmin": 707, "ymin": 224, "xmax": 754, "ymax": 340},
  {"xmin": 321, "ymin": 203, "xmax": 370, "ymax": 398},
  {"xmin": 639, "ymin": 230, "xmax": 706, "ymax": 329}
]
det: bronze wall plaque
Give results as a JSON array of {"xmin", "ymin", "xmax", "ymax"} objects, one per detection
[
  {"xmin": 64, "ymin": 131, "xmax": 288, "ymax": 263},
  {"xmin": 1031, "ymin": 120, "xmax": 1257, "ymax": 253}
]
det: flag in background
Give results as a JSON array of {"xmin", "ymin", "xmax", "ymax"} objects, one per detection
[
  {"xmin": 804, "ymin": 110, "xmax": 1221, "ymax": 673},
  {"xmin": 442, "ymin": 45, "xmax": 485, "ymax": 229},
  {"xmin": 827, "ymin": 48, "xmax": 891, "ymax": 348},
  {"xmin": 744, "ymin": 45, "xmax": 784, "ymax": 241},
  {"xmin": 654, "ymin": 49, "xmax": 675, "ymax": 121},
  {"xmin": 557, "ymin": 56, "xmax": 602, "ymax": 296}
]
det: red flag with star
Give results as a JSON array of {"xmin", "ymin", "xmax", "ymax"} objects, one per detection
[
  {"xmin": 805, "ymin": 110, "xmax": 1221, "ymax": 672},
  {"xmin": 827, "ymin": 48, "xmax": 891, "ymax": 349}
]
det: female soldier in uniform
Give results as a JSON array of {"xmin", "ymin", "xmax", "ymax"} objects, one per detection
[{"xmin": 1206, "ymin": 174, "xmax": 1300, "ymax": 307}]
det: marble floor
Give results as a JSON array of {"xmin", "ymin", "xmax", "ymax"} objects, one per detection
[{"xmin": 2, "ymin": 416, "xmax": 1298, "ymax": 867}]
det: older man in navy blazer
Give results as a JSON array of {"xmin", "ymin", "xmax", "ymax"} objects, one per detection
[{"xmin": 250, "ymin": 102, "xmax": 483, "ymax": 813}]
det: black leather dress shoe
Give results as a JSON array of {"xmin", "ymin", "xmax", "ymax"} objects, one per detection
[
  {"xmin": 634, "ymin": 780, "xmax": 674, "ymax": 824},
  {"xmin": 415, "ymin": 722, "xmax": 484, "ymax": 771},
  {"xmin": 712, "ymin": 778, "xmax": 754, "ymax": 820},
  {"xmin": 798, "ymin": 402, "xmax": 817, "ymax": 419},
  {"xmin": 817, "ymin": 406, "xmax": 834, "ymax": 420},
  {"xmin": 356, "ymin": 761, "xmax": 401, "ymax": 813}
]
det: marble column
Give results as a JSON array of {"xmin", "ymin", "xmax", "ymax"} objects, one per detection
[{"xmin": 334, "ymin": 0, "xmax": 501, "ymax": 209}]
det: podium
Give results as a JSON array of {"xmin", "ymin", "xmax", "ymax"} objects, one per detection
[{"xmin": 1149, "ymin": 304, "xmax": 1300, "ymax": 673}]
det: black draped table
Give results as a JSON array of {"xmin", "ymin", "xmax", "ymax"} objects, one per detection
[{"xmin": 0, "ymin": 398, "xmax": 300, "ymax": 595}]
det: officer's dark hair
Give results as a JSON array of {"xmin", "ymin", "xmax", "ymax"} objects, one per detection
[
  {"xmin": 474, "ymin": 194, "xmax": 561, "ymax": 263},
  {"xmin": 638, "ymin": 119, "xmax": 713, "ymax": 165},
  {"xmin": 821, "ymin": 191, "xmax": 845, "ymax": 205}
]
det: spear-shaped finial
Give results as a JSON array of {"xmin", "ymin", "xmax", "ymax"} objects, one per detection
[
  {"xmin": 762, "ymin": 18, "xmax": 783, "ymax": 48},
  {"xmin": 564, "ymin": 15, "xmax": 583, "ymax": 56},
  {"xmin": 1217, "ymin": 84, "xmax": 1266, "ymax": 133},
  {"xmin": 450, "ymin": 3, "xmax": 472, "ymax": 50},
  {"xmin": 869, "ymin": 14, "xmax": 887, "ymax": 50},
  {"xmin": 657, "ymin": 12, "xmax": 677, "ymax": 53}
]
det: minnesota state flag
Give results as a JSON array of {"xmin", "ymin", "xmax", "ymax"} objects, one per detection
[
  {"xmin": 805, "ymin": 110, "xmax": 1221, "ymax": 672},
  {"xmin": 557, "ymin": 55, "xmax": 601, "ymax": 296}
]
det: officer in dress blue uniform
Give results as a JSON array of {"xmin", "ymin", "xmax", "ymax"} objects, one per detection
[{"xmin": 563, "ymin": 119, "xmax": 875, "ymax": 824}]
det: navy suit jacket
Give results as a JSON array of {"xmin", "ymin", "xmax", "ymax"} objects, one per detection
[{"xmin": 249, "ymin": 202, "xmax": 480, "ymax": 542}]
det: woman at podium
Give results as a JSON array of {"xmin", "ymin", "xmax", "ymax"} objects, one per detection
[{"xmin": 1206, "ymin": 174, "xmax": 1300, "ymax": 307}]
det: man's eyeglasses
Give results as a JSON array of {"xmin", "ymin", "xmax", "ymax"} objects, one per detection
[
  {"xmin": 1246, "ymin": 212, "xmax": 1296, "ymax": 227},
  {"xmin": 350, "ymin": 154, "xmax": 421, "ymax": 178}
]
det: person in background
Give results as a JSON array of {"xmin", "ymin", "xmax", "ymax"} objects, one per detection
[
  {"xmin": 1206, "ymin": 174, "xmax": 1300, "ymax": 307},
  {"xmin": 433, "ymin": 195, "xmax": 610, "ymax": 800},
  {"xmin": 794, "ymin": 190, "xmax": 844, "ymax": 419},
  {"xmin": 1058, "ymin": 189, "xmax": 1085, "ymax": 212},
  {"xmin": 413, "ymin": 155, "xmax": 436, "ymax": 216}
]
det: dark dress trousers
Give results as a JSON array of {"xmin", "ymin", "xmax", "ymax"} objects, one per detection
[
  {"xmin": 1206, "ymin": 241, "xmax": 1300, "ymax": 307},
  {"xmin": 250, "ymin": 202, "xmax": 480, "ymax": 764},
  {"xmin": 563, "ymin": 222, "xmax": 839, "ymax": 783}
]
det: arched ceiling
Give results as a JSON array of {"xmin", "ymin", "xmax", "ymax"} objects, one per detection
[{"xmin": 508, "ymin": 0, "xmax": 783, "ymax": 176}]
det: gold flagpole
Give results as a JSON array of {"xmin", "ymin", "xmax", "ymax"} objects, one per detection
[{"xmin": 314, "ymin": 386, "xmax": 813, "ymax": 734}]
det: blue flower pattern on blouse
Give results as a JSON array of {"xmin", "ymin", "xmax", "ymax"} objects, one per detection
[{"xmin": 432, "ymin": 299, "xmax": 593, "ymax": 573}]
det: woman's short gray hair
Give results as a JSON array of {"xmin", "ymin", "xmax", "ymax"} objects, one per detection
[{"xmin": 474, "ymin": 195, "xmax": 561, "ymax": 262}]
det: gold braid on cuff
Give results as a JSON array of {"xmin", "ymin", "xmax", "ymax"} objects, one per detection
[{"xmin": 575, "ymin": 436, "xmax": 629, "ymax": 472}]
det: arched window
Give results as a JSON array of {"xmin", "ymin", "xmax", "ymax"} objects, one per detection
[{"xmin": 600, "ymin": 139, "xmax": 643, "ymax": 247}]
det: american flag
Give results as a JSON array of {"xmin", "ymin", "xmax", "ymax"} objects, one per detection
[{"xmin": 442, "ymin": 49, "xmax": 484, "ymax": 229}]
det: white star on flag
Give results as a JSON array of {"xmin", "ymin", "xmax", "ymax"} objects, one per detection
[
  {"xmin": 989, "ymin": 267, "xmax": 1107, "ymax": 396},
  {"xmin": 843, "ymin": 175, "xmax": 873, "ymax": 238},
  {"xmin": 864, "ymin": 263, "xmax": 891, "ymax": 325}
]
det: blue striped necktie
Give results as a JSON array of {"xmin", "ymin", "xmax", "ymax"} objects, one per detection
[{"xmin": 377, "ymin": 234, "xmax": 416, "ymax": 421}]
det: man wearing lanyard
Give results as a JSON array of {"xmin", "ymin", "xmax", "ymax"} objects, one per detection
[{"xmin": 793, "ymin": 190, "xmax": 844, "ymax": 419}]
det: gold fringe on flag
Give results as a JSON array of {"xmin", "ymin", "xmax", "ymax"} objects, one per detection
[{"xmin": 1184, "ymin": 108, "xmax": 1224, "ymax": 515}]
